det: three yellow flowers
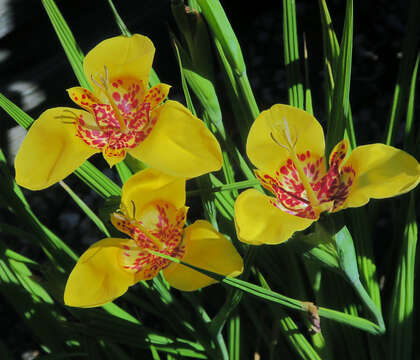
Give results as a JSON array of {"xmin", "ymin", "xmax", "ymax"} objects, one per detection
[{"xmin": 14, "ymin": 34, "xmax": 420, "ymax": 308}]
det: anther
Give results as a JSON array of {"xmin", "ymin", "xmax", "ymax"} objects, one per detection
[
  {"xmin": 131, "ymin": 200, "xmax": 136, "ymax": 219},
  {"xmin": 270, "ymin": 132, "xmax": 289, "ymax": 151},
  {"xmin": 91, "ymin": 74, "xmax": 105, "ymax": 90}
]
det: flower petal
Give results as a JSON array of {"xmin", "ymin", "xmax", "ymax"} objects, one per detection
[
  {"xmin": 342, "ymin": 144, "xmax": 420, "ymax": 209},
  {"xmin": 163, "ymin": 220, "xmax": 243, "ymax": 291},
  {"xmin": 64, "ymin": 238, "xmax": 136, "ymax": 308},
  {"xmin": 120, "ymin": 168, "xmax": 186, "ymax": 220},
  {"xmin": 129, "ymin": 100, "xmax": 222, "ymax": 178},
  {"xmin": 143, "ymin": 83, "xmax": 171, "ymax": 110},
  {"xmin": 15, "ymin": 107, "xmax": 98, "ymax": 190},
  {"xmin": 234, "ymin": 189, "xmax": 314, "ymax": 245},
  {"xmin": 67, "ymin": 86, "xmax": 101, "ymax": 112},
  {"xmin": 247, "ymin": 104, "xmax": 325, "ymax": 174},
  {"xmin": 102, "ymin": 146, "xmax": 126, "ymax": 167},
  {"xmin": 84, "ymin": 34, "xmax": 155, "ymax": 92}
]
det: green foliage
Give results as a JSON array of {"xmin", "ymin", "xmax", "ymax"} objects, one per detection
[{"xmin": 0, "ymin": 0, "xmax": 418, "ymax": 359}]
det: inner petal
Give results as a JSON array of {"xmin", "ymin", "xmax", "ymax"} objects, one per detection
[
  {"xmin": 314, "ymin": 139, "xmax": 354, "ymax": 210},
  {"xmin": 255, "ymin": 151, "xmax": 326, "ymax": 219},
  {"xmin": 143, "ymin": 84, "xmax": 170, "ymax": 111},
  {"xmin": 110, "ymin": 200, "xmax": 187, "ymax": 280},
  {"xmin": 68, "ymin": 87, "xmax": 101, "ymax": 112},
  {"xmin": 91, "ymin": 103, "xmax": 121, "ymax": 129},
  {"xmin": 72, "ymin": 111, "xmax": 110, "ymax": 150},
  {"xmin": 108, "ymin": 77, "xmax": 146, "ymax": 119}
]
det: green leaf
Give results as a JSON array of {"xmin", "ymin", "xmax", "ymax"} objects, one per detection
[
  {"xmin": 388, "ymin": 194, "xmax": 417, "ymax": 360},
  {"xmin": 197, "ymin": 0, "xmax": 259, "ymax": 126},
  {"xmin": 105, "ymin": 0, "xmax": 131, "ymax": 36},
  {"xmin": 385, "ymin": 0, "xmax": 420, "ymax": 145},
  {"xmin": 325, "ymin": 0, "xmax": 356, "ymax": 155},
  {"xmin": 282, "ymin": 0, "xmax": 304, "ymax": 109},
  {"xmin": 404, "ymin": 52, "xmax": 420, "ymax": 153},
  {"xmin": 41, "ymin": 0, "xmax": 90, "ymax": 89},
  {"xmin": 59, "ymin": 181, "xmax": 110, "ymax": 237}
]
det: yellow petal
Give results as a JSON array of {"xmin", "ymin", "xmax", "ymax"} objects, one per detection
[
  {"xmin": 102, "ymin": 146, "xmax": 126, "ymax": 167},
  {"xmin": 163, "ymin": 220, "xmax": 243, "ymax": 291},
  {"xmin": 120, "ymin": 168, "xmax": 186, "ymax": 220},
  {"xmin": 64, "ymin": 238, "xmax": 136, "ymax": 308},
  {"xmin": 129, "ymin": 100, "xmax": 222, "ymax": 178},
  {"xmin": 144, "ymin": 83, "xmax": 171, "ymax": 110},
  {"xmin": 247, "ymin": 104, "xmax": 325, "ymax": 174},
  {"xmin": 15, "ymin": 107, "xmax": 98, "ymax": 190},
  {"xmin": 342, "ymin": 144, "xmax": 420, "ymax": 209},
  {"xmin": 67, "ymin": 86, "xmax": 101, "ymax": 111},
  {"xmin": 234, "ymin": 189, "xmax": 314, "ymax": 245},
  {"xmin": 84, "ymin": 34, "xmax": 155, "ymax": 92}
]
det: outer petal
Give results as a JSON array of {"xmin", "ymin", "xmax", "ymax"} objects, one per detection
[
  {"xmin": 247, "ymin": 104, "xmax": 325, "ymax": 173},
  {"xmin": 163, "ymin": 220, "xmax": 243, "ymax": 291},
  {"xmin": 342, "ymin": 144, "xmax": 420, "ymax": 209},
  {"xmin": 64, "ymin": 238, "xmax": 136, "ymax": 308},
  {"xmin": 234, "ymin": 189, "xmax": 314, "ymax": 245},
  {"xmin": 129, "ymin": 100, "xmax": 222, "ymax": 178},
  {"xmin": 15, "ymin": 107, "xmax": 98, "ymax": 190},
  {"xmin": 84, "ymin": 34, "xmax": 155, "ymax": 92},
  {"xmin": 121, "ymin": 168, "xmax": 186, "ymax": 220}
]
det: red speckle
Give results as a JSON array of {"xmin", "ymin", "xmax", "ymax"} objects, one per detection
[
  {"xmin": 112, "ymin": 92, "xmax": 121, "ymax": 102},
  {"xmin": 280, "ymin": 166, "xmax": 288, "ymax": 175}
]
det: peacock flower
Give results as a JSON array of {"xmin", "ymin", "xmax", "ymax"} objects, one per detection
[
  {"xmin": 64, "ymin": 168, "xmax": 243, "ymax": 308},
  {"xmin": 15, "ymin": 34, "xmax": 222, "ymax": 190},
  {"xmin": 235, "ymin": 104, "xmax": 420, "ymax": 245}
]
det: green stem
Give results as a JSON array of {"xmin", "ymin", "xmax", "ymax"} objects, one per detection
[
  {"xmin": 187, "ymin": 179, "xmax": 259, "ymax": 197},
  {"xmin": 106, "ymin": 0, "xmax": 131, "ymax": 36},
  {"xmin": 149, "ymin": 249, "xmax": 386, "ymax": 335},
  {"xmin": 350, "ymin": 278, "xmax": 385, "ymax": 333}
]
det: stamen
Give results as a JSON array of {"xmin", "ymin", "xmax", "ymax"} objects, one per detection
[
  {"xmin": 269, "ymin": 117, "xmax": 321, "ymax": 215},
  {"xmin": 63, "ymin": 109, "xmax": 79, "ymax": 117},
  {"xmin": 282, "ymin": 117, "xmax": 293, "ymax": 147},
  {"xmin": 270, "ymin": 132, "xmax": 289, "ymax": 151},
  {"xmin": 277, "ymin": 185, "xmax": 310, "ymax": 205},
  {"xmin": 104, "ymin": 66, "xmax": 109, "ymax": 85},
  {"xmin": 131, "ymin": 200, "xmax": 136, "ymax": 219},
  {"xmin": 91, "ymin": 74, "xmax": 105, "ymax": 90}
]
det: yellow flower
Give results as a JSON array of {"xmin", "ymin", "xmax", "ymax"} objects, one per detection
[
  {"xmin": 64, "ymin": 168, "xmax": 243, "ymax": 308},
  {"xmin": 15, "ymin": 34, "xmax": 222, "ymax": 190},
  {"xmin": 235, "ymin": 104, "xmax": 420, "ymax": 245}
]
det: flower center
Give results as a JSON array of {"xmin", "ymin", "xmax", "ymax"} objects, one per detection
[
  {"xmin": 270, "ymin": 118, "xmax": 327, "ymax": 216},
  {"xmin": 110, "ymin": 200, "xmax": 187, "ymax": 280},
  {"xmin": 90, "ymin": 66, "xmax": 128, "ymax": 132}
]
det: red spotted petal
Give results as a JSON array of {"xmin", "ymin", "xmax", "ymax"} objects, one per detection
[
  {"xmin": 108, "ymin": 78, "xmax": 146, "ymax": 117},
  {"xmin": 68, "ymin": 87, "xmax": 101, "ymax": 111},
  {"xmin": 255, "ymin": 150, "xmax": 327, "ymax": 219},
  {"xmin": 110, "ymin": 201, "xmax": 187, "ymax": 280},
  {"xmin": 91, "ymin": 103, "xmax": 121, "ymax": 129},
  {"xmin": 143, "ymin": 84, "xmax": 170, "ymax": 110},
  {"xmin": 315, "ymin": 139, "xmax": 353, "ymax": 208}
]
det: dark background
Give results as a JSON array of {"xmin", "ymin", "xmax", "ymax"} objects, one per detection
[{"xmin": 0, "ymin": 0, "xmax": 414, "ymax": 356}]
